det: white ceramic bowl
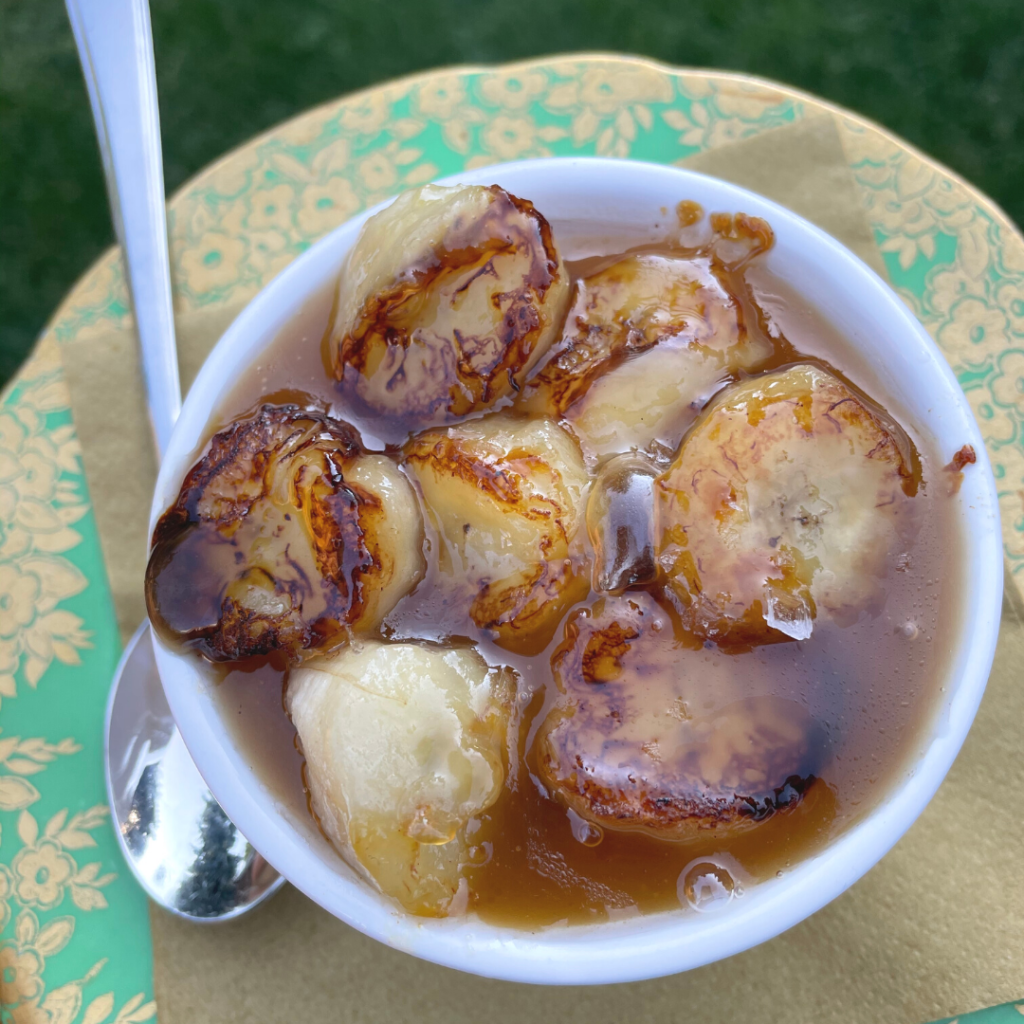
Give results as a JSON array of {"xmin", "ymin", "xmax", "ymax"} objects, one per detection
[{"xmin": 150, "ymin": 158, "xmax": 1002, "ymax": 985}]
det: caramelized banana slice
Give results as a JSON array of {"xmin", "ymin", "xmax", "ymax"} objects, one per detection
[
  {"xmin": 656, "ymin": 365, "xmax": 917, "ymax": 646},
  {"xmin": 288, "ymin": 641, "xmax": 514, "ymax": 916},
  {"xmin": 404, "ymin": 414, "xmax": 590, "ymax": 655},
  {"xmin": 329, "ymin": 183, "xmax": 570, "ymax": 436},
  {"xmin": 517, "ymin": 253, "xmax": 771, "ymax": 457},
  {"xmin": 145, "ymin": 405, "xmax": 424, "ymax": 662},
  {"xmin": 536, "ymin": 594, "xmax": 823, "ymax": 839}
]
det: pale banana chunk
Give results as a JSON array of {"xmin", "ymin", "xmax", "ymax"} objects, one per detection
[
  {"xmin": 146, "ymin": 405, "xmax": 424, "ymax": 662},
  {"xmin": 404, "ymin": 414, "xmax": 591, "ymax": 654},
  {"xmin": 518, "ymin": 253, "xmax": 771, "ymax": 457},
  {"xmin": 656, "ymin": 365, "xmax": 918, "ymax": 646},
  {"xmin": 343, "ymin": 454, "xmax": 426, "ymax": 629},
  {"xmin": 329, "ymin": 183, "xmax": 570, "ymax": 435},
  {"xmin": 288, "ymin": 641, "xmax": 514, "ymax": 916}
]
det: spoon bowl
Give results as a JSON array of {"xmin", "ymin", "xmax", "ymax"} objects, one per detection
[{"xmin": 105, "ymin": 622, "xmax": 285, "ymax": 921}]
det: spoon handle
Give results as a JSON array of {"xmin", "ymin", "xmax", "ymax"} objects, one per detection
[{"xmin": 65, "ymin": 0, "xmax": 181, "ymax": 458}]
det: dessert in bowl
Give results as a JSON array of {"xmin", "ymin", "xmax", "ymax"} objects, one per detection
[{"xmin": 146, "ymin": 158, "xmax": 1001, "ymax": 984}]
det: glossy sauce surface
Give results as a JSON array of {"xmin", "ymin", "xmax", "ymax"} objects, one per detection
[{"xmin": 203, "ymin": 220, "xmax": 962, "ymax": 928}]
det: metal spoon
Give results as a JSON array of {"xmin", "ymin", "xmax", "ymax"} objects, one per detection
[{"xmin": 66, "ymin": 0, "xmax": 285, "ymax": 920}]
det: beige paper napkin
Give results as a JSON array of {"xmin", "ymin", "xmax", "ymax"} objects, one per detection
[{"xmin": 59, "ymin": 113, "xmax": 1024, "ymax": 1023}]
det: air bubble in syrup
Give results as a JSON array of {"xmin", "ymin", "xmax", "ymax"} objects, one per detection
[
  {"xmin": 567, "ymin": 808, "xmax": 604, "ymax": 847},
  {"xmin": 678, "ymin": 860, "xmax": 735, "ymax": 912},
  {"xmin": 467, "ymin": 842, "xmax": 492, "ymax": 866},
  {"xmin": 586, "ymin": 454, "xmax": 659, "ymax": 594}
]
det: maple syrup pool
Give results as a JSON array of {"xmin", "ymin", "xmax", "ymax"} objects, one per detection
[{"xmin": 193, "ymin": 237, "xmax": 964, "ymax": 929}]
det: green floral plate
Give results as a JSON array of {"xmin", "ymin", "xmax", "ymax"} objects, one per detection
[{"xmin": 2, "ymin": 54, "xmax": 1023, "ymax": 1023}]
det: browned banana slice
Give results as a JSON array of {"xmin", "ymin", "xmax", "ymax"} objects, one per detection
[
  {"xmin": 404, "ymin": 414, "xmax": 590, "ymax": 655},
  {"xmin": 536, "ymin": 593, "xmax": 822, "ymax": 839},
  {"xmin": 656, "ymin": 365, "xmax": 917, "ymax": 646},
  {"xmin": 288, "ymin": 641, "xmax": 514, "ymax": 916},
  {"xmin": 517, "ymin": 253, "xmax": 771, "ymax": 457},
  {"xmin": 329, "ymin": 183, "xmax": 570, "ymax": 436},
  {"xmin": 146, "ymin": 405, "xmax": 424, "ymax": 662}
]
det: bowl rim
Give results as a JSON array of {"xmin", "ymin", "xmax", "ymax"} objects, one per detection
[{"xmin": 149, "ymin": 156, "xmax": 1003, "ymax": 985}]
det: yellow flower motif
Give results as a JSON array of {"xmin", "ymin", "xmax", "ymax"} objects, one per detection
[
  {"xmin": 482, "ymin": 115, "xmax": 537, "ymax": 161},
  {"xmin": 576, "ymin": 66, "xmax": 673, "ymax": 115},
  {"xmin": 999, "ymin": 234, "xmax": 1024, "ymax": 275},
  {"xmin": 11, "ymin": 840, "xmax": 75, "ymax": 910},
  {"xmin": 0, "ymin": 565, "xmax": 38, "ymax": 640},
  {"xmin": 340, "ymin": 91, "xmax": 392, "ymax": 135},
  {"xmin": 929, "ymin": 268, "xmax": 973, "ymax": 317},
  {"xmin": 277, "ymin": 110, "xmax": 328, "ymax": 147},
  {"xmin": 65, "ymin": 257, "xmax": 123, "ymax": 316},
  {"xmin": 246, "ymin": 230, "xmax": 293, "ymax": 281},
  {"xmin": 358, "ymin": 151, "xmax": 398, "ymax": 191},
  {"xmin": 296, "ymin": 176, "xmax": 361, "ymax": 236},
  {"xmin": 951, "ymin": 216, "xmax": 993, "ymax": 281},
  {"xmin": 0, "ymin": 944, "xmax": 44, "ymax": 1006},
  {"xmin": 677, "ymin": 75, "xmax": 714, "ymax": 100},
  {"xmin": 937, "ymin": 296, "xmax": 1009, "ymax": 355},
  {"xmin": 307, "ymin": 137, "xmax": 352, "ymax": 179},
  {"xmin": 997, "ymin": 279, "xmax": 1024, "ymax": 334},
  {"xmin": 402, "ymin": 161, "xmax": 441, "ymax": 186},
  {"xmin": 246, "ymin": 183, "xmax": 296, "ymax": 232},
  {"xmin": 874, "ymin": 198, "xmax": 935, "ymax": 240},
  {"xmin": 12, "ymin": 453, "xmax": 58, "ymax": 505},
  {"xmin": 991, "ymin": 349, "xmax": 1024, "ymax": 414},
  {"xmin": 879, "ymin": 231, "xmax": 939, "ymax": 272},
  {"xmin": 925, "ymin": 175, "xmax": 974, "ymax": 219},
  {"xmin": 0, "ymin": 415, "xmax": 25, "ymax": 463},
  {"xmin": 177, "ymin": 191, "xmax": 223, "ymax": 244},
  {"xmin": 893, "ymin": 156, "xmax": 936, "ymax": 203},
  {"xmin": 972, "ymin": 396, "xmax": 1016, "ymax": 446},
  {"xmin": 706, "ymin": 117, "xmax": 751, "ymax": 150},
  {"xmin": 415, "ymin": 75, "xmax": 467, "ymax": 121},
  {"xmin": 0, "ymin": 418, "xmax": 83, "ymax": 561},
  {"xmin": 663, "ymin": 107, "xmax": 707, "ymax": 150},
  {"xmin": 464, "ymin": 154, "xmax": 498, "ymax": 171},
  {"xmin": 179, "ymin": 232, "xmax": 247, "ymax": 293},
  {"xmin": 479, "ymin": 71, "xmax": 547, "ymax": 110}
]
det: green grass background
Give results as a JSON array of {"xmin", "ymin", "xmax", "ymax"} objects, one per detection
[{"xmin": 2, "ymin": 0, "xmax": 1022, "ymax": 388}]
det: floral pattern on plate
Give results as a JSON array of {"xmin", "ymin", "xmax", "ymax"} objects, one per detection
[{"xmin": 9, "ymin": 55, "xmax": 1024, "ymax": 1022}]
